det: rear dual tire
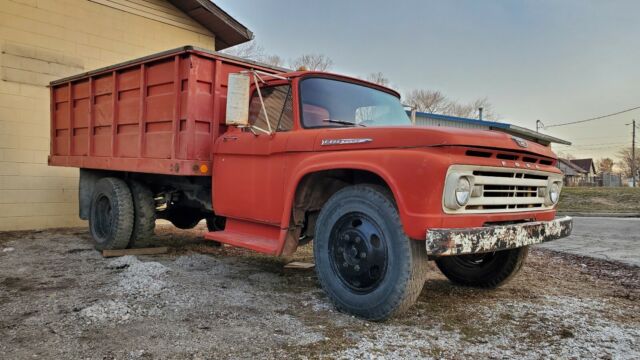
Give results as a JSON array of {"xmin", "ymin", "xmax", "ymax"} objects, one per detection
[
  {"xmin": 128, "ymin": 180, "xmax": 156, "ymax": 248},
  {"xmin": 89, "ymin": 177, "xmax": 156, "ymax": 250},
  {"xmin": 89, "ymin": 178, "xmax": 134, "ymax": 251}
]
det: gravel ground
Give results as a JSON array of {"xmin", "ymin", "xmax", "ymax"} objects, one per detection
[{"xmin": 0, "ymin": 224, "xmax": 638, "ymax": 359}]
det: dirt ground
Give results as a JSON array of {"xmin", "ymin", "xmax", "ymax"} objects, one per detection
[{"xmin": 1, "ymin": 224, "xmax": 638, "ymax": 359}]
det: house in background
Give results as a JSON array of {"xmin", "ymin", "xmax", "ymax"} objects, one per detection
[
  {"xmin": 0, "ymin": 0, "xmax": 252, "ymax": 230},
  {"xmin": 570, "ymin": 158, "xmax": 596, "ymax": 177},
  {"xmin": 569, "ymin": 158, "xmax": 598, "ymax": 186},
  {"xmin": 557, "ymin": 158, "xmax": 589, "ymax": 186},
  {"xmin": 557, "ymin": 158, "xmax": 607, "ymax": 186}
]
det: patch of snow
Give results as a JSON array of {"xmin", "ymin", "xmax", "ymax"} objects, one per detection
[
  {"xmin": 108, "ymin": 256, "xmax": 169, "ymax": 297},
  {"xmin": 79, "ymin": 300, "xmax": 133, "ymax": 324},
  {"xmin": 333, "ymin": 296, "xmax": 640, "ymax": 359}
]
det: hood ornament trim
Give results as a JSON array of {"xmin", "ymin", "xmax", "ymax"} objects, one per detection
[
  {"xmin": 321, "ymin": 138, "xmax": 373, "ymax": 146},
  {"xmin": 511, "ymin": 136, "xmax": 528, "ymax": 148}
]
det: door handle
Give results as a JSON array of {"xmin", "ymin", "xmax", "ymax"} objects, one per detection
[{"xmin": 223, "ymin": 136, "xmax": 238, "ymax": 142}]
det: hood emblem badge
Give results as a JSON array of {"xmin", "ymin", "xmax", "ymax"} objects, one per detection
[
  {"xmin": 321, "ymin": 138, "xmax": 372, "ymax": 146},
  {"xmin": 511, "ymin": 136, "xmax": 528, "ymax": 148}
]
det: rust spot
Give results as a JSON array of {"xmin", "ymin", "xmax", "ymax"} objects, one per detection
[{"xmin": 426, "ymin": 217, "xmax": 573, "ymax": 257}]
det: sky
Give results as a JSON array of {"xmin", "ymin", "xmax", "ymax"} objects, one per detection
[{"xmin": 216, "ymin": 0, "xmax": 640, "ymax": 160}]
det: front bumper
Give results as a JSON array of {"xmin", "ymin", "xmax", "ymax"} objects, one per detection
[{"xmin": 425, "ymin": 216, "xmax": 573, "ymax": 256}]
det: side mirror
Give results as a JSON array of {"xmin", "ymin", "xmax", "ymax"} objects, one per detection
[{"xmin": 225, "ymin": 73, "xmax": 251, "ymax": 126}]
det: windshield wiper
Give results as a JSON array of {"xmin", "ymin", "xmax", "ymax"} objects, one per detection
[{"xmin": 322, "ymin": 119, "xmax": 366, "ymax": 127}]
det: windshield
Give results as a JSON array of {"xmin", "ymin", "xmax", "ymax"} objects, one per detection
[{"xmin": 300, "ymin": 77, "xmax": 411, "ymax": 128}]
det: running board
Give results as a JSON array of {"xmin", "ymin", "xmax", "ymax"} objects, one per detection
[{"xmin": 204, "ymin": 219, "xmax": 283, "ymax": 255}]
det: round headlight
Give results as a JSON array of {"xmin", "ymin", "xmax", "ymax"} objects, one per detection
[
  {"xmin": 455, "ymin": 177, "xmax": 471, "ymax": 206},
  {"xmin": 549, "ymin": 182, "xmax": 560, "ymax": 204}
]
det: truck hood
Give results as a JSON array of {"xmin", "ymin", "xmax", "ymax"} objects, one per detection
[{"xmin": 312, "ymin": 126, "xmax": 556, "ymax": 159}]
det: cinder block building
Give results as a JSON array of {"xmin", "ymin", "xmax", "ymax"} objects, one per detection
[{"xmin": 0, "ymin": 0, "xmax": 251, "ymax": 230}]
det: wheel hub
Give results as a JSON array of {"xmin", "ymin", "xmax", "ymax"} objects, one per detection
[
  {"xmin": 329, "ymin": 213, "xmax": 388, "ymax": 293},
  {"xmin": 94, "ymin": 195, "xmax": 113, "ymax": 240}
]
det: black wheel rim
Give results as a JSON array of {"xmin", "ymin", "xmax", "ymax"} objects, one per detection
[
  {"xmin": 328, "ymin": 212, "xmax": 388, "ymax": 294},
  {"xmin": 451, "ymin": 252, "xmax": 497, "ymax": 269},
  {"xmin": 94, "ymin": 195, "xmax": 113, "ymax": 242}
]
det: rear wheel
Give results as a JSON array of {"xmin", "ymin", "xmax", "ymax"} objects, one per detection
[
  {"xmin": 435, "ymin": 247, "xmax": 529, "ymax": 288},
  {"xmin": 314, "ymin": 185, "xmax": 428, "ymax": 321},
  {"xmin": 128, "ymin": 180, "xmax": 156, "ymax": 248},
  {"xmin": 89, "ymin": 177, "xmax": 134, "ymax": 250}
]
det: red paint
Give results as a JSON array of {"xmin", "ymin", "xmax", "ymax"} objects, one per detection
[
  {"xmin": 49, "ymin": 48, "xmax": 279, "ymax": 176},
  {"xmin": 49, "ymin": 48, "xmax": 561, "ymax": 255}
]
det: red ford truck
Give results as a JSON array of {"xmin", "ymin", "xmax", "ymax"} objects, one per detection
[{"xmin": 49, "ymin": 46, "xmax": 572, "ymax": 320}]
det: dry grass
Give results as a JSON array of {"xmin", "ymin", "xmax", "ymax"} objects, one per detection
[{"xmin": 558, "ymin": 187, "xmax": 640, "ymax": 213}]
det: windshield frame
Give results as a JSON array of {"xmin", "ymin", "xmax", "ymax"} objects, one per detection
[{"xmin": 297, "ymin": 75, "xmax": 408, "ymax": 129}]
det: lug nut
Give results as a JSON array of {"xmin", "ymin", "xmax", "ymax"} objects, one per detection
[
  {"xmin": 354, "ymin": 265, "xmax": 360, "ymax": 271},
  {"xmin": 360, "ymin": 252, "xmax": 367, "ymax": 259},
  {"xmin": 342, "ymin": 234, "xmax": 350, "ymax": 241},
  {"xmin": 343, "ymin": 262, "xmax": 348, "ymax": 268},
  {"xmin": 354, "ymin": 236, "xmax": 361, "ymax": 243}
]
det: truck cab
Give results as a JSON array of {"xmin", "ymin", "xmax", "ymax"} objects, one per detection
[
  {"xmin": 49, "ymin": 47, "xmax": 572, "ymax": 320},
  {"xmin": 207, "ymin": 69, "xmax": 572, "ymax": 319}
]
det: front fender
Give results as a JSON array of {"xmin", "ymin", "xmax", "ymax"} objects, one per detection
[{"xmin": 280, "ymin": 147, "xmax": 452, "ymax": 239}]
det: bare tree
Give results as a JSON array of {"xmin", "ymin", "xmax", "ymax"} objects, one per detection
[
  {"xmin": 557, "ymin": 151, "xmax": 576, "ymax": 160},
  {"xmin": 447, "ymin": 97, "xmax": 496, "ymax": 119},
  {"xmin": 596, "ymin": 157, "xmax": 615, "ymax": 173},
  {"xmin": 617, "ymin": 147, "xmax": 640, "ymax": 178},
  {"xmin": 291, "ymin": 54, "xmax": 333, "ymax": 71},
  {"xmin": 404, "ymin": 89, "xmax": 497, "ymax": 120},
  {"xmin": 469, "ymin": 98, "xmax": 496, "ymax": 119},
  {"xmin": 263, "ymin": 54, "xmax": 285, "ymax": 68},
  {"xmin": 404, "ymin": 90, "xmax": 450, "ymax": 114},
  {"xmin": 220, "ymin": 40, "xmax": 265, "ymax": 61},
  {"xmin": 366, "ymin": 72, "xmax": 389, "ymax": 87}
]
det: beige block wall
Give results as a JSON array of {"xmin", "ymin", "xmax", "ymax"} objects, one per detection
[{"xmin": 0, "ymin": 0, "xmax": 216, "ymax": 230}]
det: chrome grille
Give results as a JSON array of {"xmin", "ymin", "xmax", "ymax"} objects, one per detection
[{"xmin": 443, "ymin": 165, "xmax": 561, "ymax": 214}]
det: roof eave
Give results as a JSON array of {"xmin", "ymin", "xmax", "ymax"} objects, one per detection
[
  {"xmin": 168, "ymin": 0, "xmax": 253, "ymax": 50},
  {"xmin": 413, "ymin": 112, "xmax": 571, "ymax": 146},
  {"xmin": 496, "ymin": 124, "xmax": 572, "ymax": 146}
]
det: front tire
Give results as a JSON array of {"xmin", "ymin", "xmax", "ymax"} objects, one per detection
[
  {"xmin": 435, "ymin": 247, "xmax": 529, "ymax": 288},
  {"xmin": 314, "ymin": 185, "xmax": 427, "ymax": 321},
  {"xmin": 89, "ymin": 177, "xmax": 134, "ymax": 250}
]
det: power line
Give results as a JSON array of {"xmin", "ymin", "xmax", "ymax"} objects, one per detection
[
  {"xmin": 544, "ymin": 105, "xmax": 640, "ymax": 128},
  {"xmin": 555, "ymin": 141, "xmax": 629, "ymax": 147},
  {"xmin": 628, "ymin": 120, "xmax": 636, "ymax": 188},
  {"xmin": 560, "ymin": 146, "xmax": 627, "ymax": 151},
  {"xmin": 568, "ymin": 134, "xmax": 633, "ymax": 141}
]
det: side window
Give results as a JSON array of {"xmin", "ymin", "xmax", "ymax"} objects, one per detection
[{"xmin": 248, "ymin": 85, "xmax": 293, "ymax": 132}]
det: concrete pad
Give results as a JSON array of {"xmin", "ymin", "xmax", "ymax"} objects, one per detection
[{"xmin": 537, "ymin": 217, "xmax": 640, "ymax": 267}]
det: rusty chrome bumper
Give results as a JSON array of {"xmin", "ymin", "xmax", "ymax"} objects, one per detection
[{"xmin": 425, "ymin": 216, "xmax": 573, "ymax": 257}]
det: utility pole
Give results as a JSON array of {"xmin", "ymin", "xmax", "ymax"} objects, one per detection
[
  {"xmin": 633, "ymin": 119, "xmax": 636, "ymax": 187},
  {"xmin": 536, "ymin": 120, "xmax": 544, "ymax": 133}
]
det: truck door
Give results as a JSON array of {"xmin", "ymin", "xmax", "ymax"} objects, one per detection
[{"xmin": 213, "ymin": 84, "xmax": 294, "ymax": 225}]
